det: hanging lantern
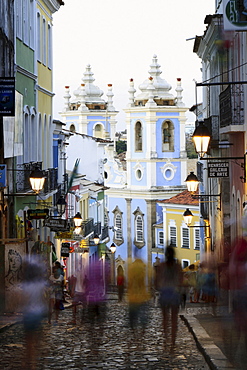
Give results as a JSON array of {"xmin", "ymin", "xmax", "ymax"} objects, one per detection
[{"xmin": 192, "ymin": 121, "xmax": 211, "ymax": 157}]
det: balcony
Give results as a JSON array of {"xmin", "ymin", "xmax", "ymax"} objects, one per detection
[
  {"xmin": 220, "ymin": 84, "xmax": 244, "ymax": 128},
  {"xmin": 82, "ymin": 218, "xmax": 94, "ymax": 238}
]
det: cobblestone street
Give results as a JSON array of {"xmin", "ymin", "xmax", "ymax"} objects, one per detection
[{"xmin": 0, "ymin": 301, "xmax": 210, "ymax": 369}]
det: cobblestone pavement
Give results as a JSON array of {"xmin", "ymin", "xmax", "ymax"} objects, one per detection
[{"xmin": 0, "ymin": 301, "xmax": 210, "ymax": 370}]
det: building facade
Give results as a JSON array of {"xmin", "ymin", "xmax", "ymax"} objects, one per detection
[
  {"xmin": 105, "ymin": 55, "xmax": 191, "ymax": 282},
  {"xmin": 193, "ymin": 2, "xmax": 247, "ymax": 265}
]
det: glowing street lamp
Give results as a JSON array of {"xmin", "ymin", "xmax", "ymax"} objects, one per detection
[
  {"xmin": 29, "ymin": 168, "xmax": 45, "ymax": 193},
  {"xmin": 185, "ymin": 172, "xmax": 199, "ymax": 193},
  {"xmin": 192, "ymin": 121, "xmax": 211, "ymax": 158}
]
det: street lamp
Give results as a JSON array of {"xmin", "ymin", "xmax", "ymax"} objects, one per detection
[
  {"xmin": 56, "ymin": 196, "xmax": 67, "ymax": 215},
  {"xmin": 74, "ymin": 212, "xmax": 82, "ymax": 227},
  {"xmin": 192, "ymin": 121, "xmax": 211, "ymax": 158},
  {"xmin": 185, "ymin": 172, "xmax": 199, "ymax": 193},
  {"xmin": 183, "ymin": 208, "xmax": 193, "ymax": 226},
  {"xmin": 183, "ymin": 208, "xmax": 210, "ymax": 229},
  {"xmin": 93, "ymin": 233, "xmax": 100, "ymax": 245},
  {"xmin": 29, "ymin": 167, "xmax": 46, "ymax": 193},
  {"xmin": 73, "ymin": 212, "xmax": 82, "ymax": 235},
  {"xmin": 110, "ymin": 242, "xmax": 116, "ymax": 253}
]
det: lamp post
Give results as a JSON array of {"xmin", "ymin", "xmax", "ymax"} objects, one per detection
[{"xmin": 109, "ymin": 242, "xmax": 116, "ymax": 287}]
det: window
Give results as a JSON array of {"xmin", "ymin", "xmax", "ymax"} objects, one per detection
[
  {"xmin": 23, "ymin": 0, "xmax": 29, "ymax": 45},
  {"xmin": 115, "ymin": 214, "xmax": 122, "ymax": 239},
  {"xmin": 37, "ymin": 12, "xmax": 41, "ymax": 61},
  {"xmin": 112, "ymin": 206, "xmax": 124, "ymax": 246},
  {"xmin": 162, "ymin": 120, "xmax": 174, "ymax": 151},
  {"xmin": 16, "ymin": 0, "xmax": 22, "ymax": 39},
  {"xmin": 42, "ymin": 18, "xmax": 46, "ymax": 65},
  {"xmin": 182, "ymin": 260, "xmax": 190, "ymax": 269},
  {"xmin": 30, "ymin": 0, "xmax": 35, "ymax": 49},
  {"xmin": 136, "ymin": 215, "xmax": 143, "ymax": 242},
  {"xmin": 135, "ymin": 121, "xmax": 142, "ymax": 151},
  {"xmin": 169, "ymin": 226, "xmax": 177, "ymax": 246},
  {"xmin": 94, "ymin": 123, "xmax": 103, "ymax": 138},
  {"xmin": 133, "ymin": 207, "xmax": 145, "ymax": 248},
  {"xmin": 182, "ymin": 227, "xmax": 190, "ymax": 248},
  {"xmin": 158, "ymin": 231, "xmax": 164, "ymax": 245},
  {"xmin": 47, "ymin": 23, "xmax": 52, "ymax": 69},
  {"xmin": 194, "ymin": 228, "xmax": 200, "ymax": 250}
]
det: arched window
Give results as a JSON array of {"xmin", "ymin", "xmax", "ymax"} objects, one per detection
[
  {"xmin": 136, "ymin": 215, "xmax": 143, "ymax": 242},
  {"xmin": 133, "ymin": 207, "xmax": 145, "ymax": 248},
  {"xmin": 112, "ymin": 206, "xmax": 124, "ymax": 246},
  {"xmin": 162, "ymin": 120, "xmax": 174, "ymax": 151},
  {"xmin": 135, "ymin": 121, "xmax": 142, "ymax": 151},
  {"xmin": 94, "ymin": 123, "xmax": 103, "ymax": 138},
  {"xmin": 70, "ymin": 124, "xmax": 75, "ymax": 133}
]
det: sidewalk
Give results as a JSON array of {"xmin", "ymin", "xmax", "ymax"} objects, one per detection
[{"xmin": 181, "ymin": 303, "xmax": 235, "ymax": 370}]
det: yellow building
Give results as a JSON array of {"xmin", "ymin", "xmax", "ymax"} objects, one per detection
[{"xmin": 156, "ymin": 190, "xmax": 204, "ymax": 269}]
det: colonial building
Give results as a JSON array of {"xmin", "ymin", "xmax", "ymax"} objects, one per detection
[{"xmin": 105, "ymin": 55, "xmax": 190, "ymax": 282}]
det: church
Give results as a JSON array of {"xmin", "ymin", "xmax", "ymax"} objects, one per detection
[{"xmin": 104, "ymin": 55, "xmax": 189, "ymax": 277}]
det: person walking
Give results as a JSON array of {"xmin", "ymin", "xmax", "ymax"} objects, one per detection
[
  {"xmin": 21, "ymin": 257, "xmax": 48, "ymax": 369},
  {"xmin": 127, "ymin": 251, "xmax": 151, "ymax": 334},
  {"xmin": 155, "ymin": 245, "xmax": 182, "ymax": 349},
  {"xmin": 117, "ymin": 272, "xmax": 125, "ymax": 302},
  {"xmin": 48, "ymin": 265, "xmax": 64, "ymax": 324}
]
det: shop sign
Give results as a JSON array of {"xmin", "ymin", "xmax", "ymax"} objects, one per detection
[
  {"xmin": 208, "ymin": 161, "xmax": 229, "ymax": 178},
  {"xmin": 223, "ymin": 0, "xmax": 247, "ymax": 30},
  {"xmin": 27, "ymin": 208, "xmax": 49, "ymax": 220},
  {"xmin": 0, "ymin": 78, "xmax": 15, "ymax": 116},
  {"xmin": 43, "ymin": 217, "xmax": 69, "ymax": 231},
  {"xmin": 0, "ymin": 164, "xmax": 6, "ymax": 187},
  {"xmin": 55, "ymin": 231, "xmax": 73, "ymax": 239},
  {"xmin": 61, "ymin": 242, "xmax": 70, "ymax": 257},
  {"xmin": 72, "ymin": 234, "xmax": 83, "ymax": 241}
]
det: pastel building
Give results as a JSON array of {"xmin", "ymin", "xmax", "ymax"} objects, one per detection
[
  {"xmin": 156, "ymin": 190, "xmax": 201, "ymax": 269},
  {"xmin": 105, "ymin": 55, "xmax": 193, "ymax": 281}
]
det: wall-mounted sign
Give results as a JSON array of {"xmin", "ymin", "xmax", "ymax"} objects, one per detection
[
  {"xmin": 43, "ymin": 218, "xmax": 69, "ymax": 232},
  {"xmin": 0, "ymin": 78, "xmax": 15, "ymax": 116},
  {"xmin": 61, "ymin": 242, "xmax": 70, "ymax": 257},
  {"xmin": 223, "ymin": 0, "xmax": 247, "ymax": 30},
  {"xmin": 208, "ymin": 161, "xmax": 229, "ymax": 178},
  {"xmin": 0, "ymin": 164, "xmax": 6, "ymax": 187},
  {"xmin": 27, "ymin": 209, "xmax": 49, "ymax": 220}
]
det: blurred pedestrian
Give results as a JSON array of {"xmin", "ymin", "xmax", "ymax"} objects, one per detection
[
  {"xmin": 21, "ymin": 257, "xmax": 48, "ymax": 369},
  {"xmin": 117, "ymin": 272, "xmax": 125, "ymax": 302},
  {"xmin": 155, "ymin": 245, "xmax": 182, "ymax": 348},
  {"xmin": 48, "ymin": 264, "xmax": 64, "ymax": 324},
  {"xmin": 70, "ymin": 259, "xmax": 87, "ymax": 325},
  {"xmin": 127, "ymin": 251, "xmax": 151, "ymax": 334},
  {"xmin": 87, "ymin": 260, "xmax": 107, "ymax": 322}
]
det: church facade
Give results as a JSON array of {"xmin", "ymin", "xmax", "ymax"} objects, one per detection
[{"xmin": 105, "ymin": 55, "xmax": 189, "ymax": 279}]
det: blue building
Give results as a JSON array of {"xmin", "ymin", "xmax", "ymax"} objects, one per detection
[{"xmin": 105, "ymin": 55, "xmax": 189, "ymax": 283}]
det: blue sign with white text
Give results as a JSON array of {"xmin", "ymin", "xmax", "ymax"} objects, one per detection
[{"xmin": 0, "ymin": 165, "xmax": 7, "ymax": 187}]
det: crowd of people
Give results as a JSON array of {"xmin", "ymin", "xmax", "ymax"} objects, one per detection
[{"xmin": 15, "ymin": 237, "xmax": 247, "ymax": 366}]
